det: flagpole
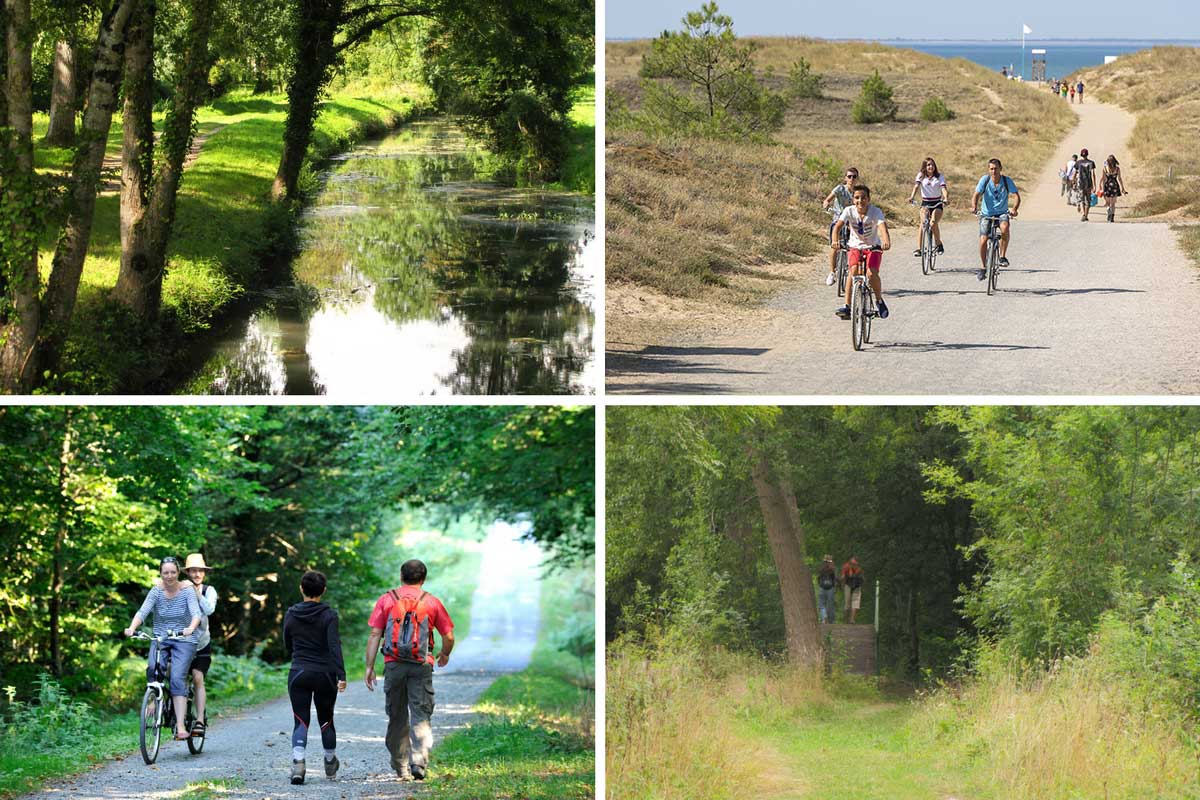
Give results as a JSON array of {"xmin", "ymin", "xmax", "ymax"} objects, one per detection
[{"xmin": 1021, "ymin": 28, "xmax": 1026, "ymax": 80}]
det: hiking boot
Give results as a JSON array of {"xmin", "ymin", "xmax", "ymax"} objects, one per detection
[
  {"xmin": 835, "ymin": 305, "xmax": 850, "ymax": 320},
  {"xmin": 290, "ymin": 760, "xmax": 306, "ymax": 786},
  {"xmin": 324, "ymin": 755, "xmax": 340, "ymax": 779},
  {"xmin": 876, "ymin": 299, "xmax": 889, "ymax": 319},
  {"xmin": 936, "ymin": 242, "xmax": 944, "ymax": 254},
  {"xmin": 825, "ymin": 272, "xmax": 836, "ymax": 286},
  {"xmin": 998, "ymin": 256, "xmax": 1010, "ymax": 268},
  {"xmin": 412, "ymin": 764, "xmax": 427, "ymax": 781}
]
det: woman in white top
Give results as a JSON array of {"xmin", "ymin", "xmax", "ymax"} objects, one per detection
[{"xmin": 907, "ymin": 157, "xmax": 948, "ymax": 257}]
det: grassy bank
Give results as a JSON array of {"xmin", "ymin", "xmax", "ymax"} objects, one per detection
[
  {"xmin": 606, "ymin": 37, "xmax": 1075, "ymax": 301},
  {"xmin": 557, "ymin": 83, "xmax": 597, "ymax": 195},
  {"xmin": 429, "ymin": 562, "xmax": 595, "ymax": 800},
  {"xmin": 607, "ymin": 637, "xmax": 1200, "ymax": 800},
  {"xmin": 32, "ymin": 84, "xmax": 434, "ymax": 393}
]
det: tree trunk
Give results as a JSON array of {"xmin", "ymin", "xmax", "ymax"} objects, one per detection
[
  {"xmin": 112, "ymin": 0, "xmax": 155, "ymax": 316},
  {"xmin": 45, "ymin": 40, "xmax": 76, "ymax": 145},
  {"xmin": 271, "ymin": 0, "xmax": 342, "ymax": 202},
  {"xmin": 749, "ymin": 447, "xmax": 821, "ymax": 666},
  {"xmin": 30, "ymin": 0, "xmax": 138, "ymax": 387},
  {"xmin": 0, "ymin": 0, "xmax": 39, "ymax": 393},
  {"xmin": 49, "ymin": 408, "xmax": 74, "ymax": 677},
  {"xmin": 113, "ymin": 0, "xmax": 216, "ymax": 319}
]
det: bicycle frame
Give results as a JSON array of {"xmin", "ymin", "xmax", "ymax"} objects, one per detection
[
  {"xmin": 847, "ymin": 247, "xmax": 880, "ymax": 351},
  {"xmin": 979, "ymin": 215, "xmax": 1004, "ymax": 295},
  {"xmin": 916, "ymin": 201, "xmax": 943, "ymax": 275},
  {"xmin": 132, "ymin": 631, "xmax": 204, "ymax": 764}
]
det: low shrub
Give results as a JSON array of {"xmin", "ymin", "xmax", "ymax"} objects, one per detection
[
  {"xmin": 920, "ymin": 97, "xmax": 955, "ymax": 122},
  {"xmin": 851, "ymin": 70, "xmax": 898, "ymax": 124},
  {"xmin": 787, "ymin": 57, "xmax": 824, "ymax": 99},
  {"xmin": 0, "ymin": 676, "xmax": 96, "ymax": 754}
]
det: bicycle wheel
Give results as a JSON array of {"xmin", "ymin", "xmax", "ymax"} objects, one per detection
[
  {"xmin": 864, "ymin": 294, "xmax": 874, "ymax": 343},
  {"xmin": 986, "ymin": 239, "xmax": 997, "ymax": 296},
  {"xmin": 850, "ymin": 280, "xmax": 866, "ymax": 351},
  {"xmin": 921, "ymin": 225, "xmax": 931, "ymax": 275},
  {"xmin": 140, "ymin": 687, "xmax": 163, "ymax": 765},
  {"xmin": 186, "ymin": 706, "xmax": 206, "ymax": 755},
  {"xmin": 836, "ymin": 249, "xmax": 848, "ymax": 295}
]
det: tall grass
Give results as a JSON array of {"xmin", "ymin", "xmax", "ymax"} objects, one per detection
[
  {"xmin": 606, "ymin": 38, "xmax": 1076, "ymax": 302},
  {"xmin": 606, "ymin": 640, "xmax": 825, "ymax": 800}
]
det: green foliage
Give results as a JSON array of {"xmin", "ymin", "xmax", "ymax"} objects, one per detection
[
  {"xmin": 0, "ymin": 676, "xmax": 95, "ymax": 753},
  {"xmin": 851, "ymin": 70, "xmax": 898, "ymax": 124},
  {"xmin": 787, "ymin": 57, "xmax": 824, "ymax": 99},
  {"xmin": 632, "ymin": 3, "xmax": 784, "ymax": 140},
  {"xmin": 919, "ymin": 96, "xmax": 955, "ymax": 122},
  {"xmin": 423, "ymin": 0, "xmax": 592, "ymax": 181}
]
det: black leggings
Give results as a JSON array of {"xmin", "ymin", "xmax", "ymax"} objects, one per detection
[{"xmin": 288, "ymin": 668, "xmax": 338, "ymax": 754}]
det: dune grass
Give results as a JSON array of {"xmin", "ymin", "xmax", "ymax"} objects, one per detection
[
  {"xmin": 31, "ymin": 84, "xmax": 433, "ymax": 393},
  {"xmin": 606, "ymin": 37, "xmax": 1076, "ymax": 301}
]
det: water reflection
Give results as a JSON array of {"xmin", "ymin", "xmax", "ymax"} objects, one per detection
[{"xmin": 199, "ymin": 119, "xmax": 595, "ymax": 396}]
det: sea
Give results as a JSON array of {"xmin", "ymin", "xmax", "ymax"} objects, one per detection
[{"xmin": 877, "ymin": 39, "xmax": 1200, "ymax": 81}]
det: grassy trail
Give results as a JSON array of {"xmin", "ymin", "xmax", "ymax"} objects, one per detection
[{"xmin": 749, "ymin": 694, "xmax": 969, "ymax": 800}]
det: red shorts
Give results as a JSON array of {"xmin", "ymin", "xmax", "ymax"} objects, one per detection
[{"xmin": 848, "ymin": 248, "xmax": 883, "ymax": 272}]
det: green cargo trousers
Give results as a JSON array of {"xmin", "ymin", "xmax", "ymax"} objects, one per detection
[{"xmin": 384, "ymin": 660, "xmax": 435, "ymax": 774}]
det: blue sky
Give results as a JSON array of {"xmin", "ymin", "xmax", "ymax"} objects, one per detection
[{"xmin": 606, "ymin": 0, "xmax": 1198, "ymax": 40}]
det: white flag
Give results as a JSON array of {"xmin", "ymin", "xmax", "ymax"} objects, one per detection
[{"xmin": 1023, "ymin": 24, "xmax": 1033, "ymax": 34}]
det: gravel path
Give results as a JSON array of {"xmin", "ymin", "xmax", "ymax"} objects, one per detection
[
  {"xmin": 22, "ymin": 524, "xmax": 543, "ymax": 800},
  {"xmin": 607, "ymin": 98, "xmax": 1200, "ymax": 395}
]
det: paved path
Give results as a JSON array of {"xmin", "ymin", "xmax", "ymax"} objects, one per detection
[
  {"xmin": 22, "ymin": 524, "xmax": 543, "ymax": 800},
  {"xmin": 607, "ymin": 99, "xmax": 1200, "ymax": 395}
]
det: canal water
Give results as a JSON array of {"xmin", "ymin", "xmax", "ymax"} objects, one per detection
[{"xmin": 194, "ymin": 119, "xmax": 596, "ymax": 395}]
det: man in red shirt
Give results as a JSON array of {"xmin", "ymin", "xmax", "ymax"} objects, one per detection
[
  {"xmin": 365, "ymin": 559, "xmax": 455, "ymax": 782},
  {"xmin": 841, "ymin": 556, "xmax": 865, "ymax": 623}
]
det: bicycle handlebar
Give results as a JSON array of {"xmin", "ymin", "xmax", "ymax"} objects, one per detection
[{"xmin": 130, "ymin": 630, "xmax": 186, "ymax": 642}]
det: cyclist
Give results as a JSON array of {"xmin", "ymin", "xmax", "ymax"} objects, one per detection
[
  {"xmin": 821, "ymin": 166, "xmax": 858, "ymax": 285},
  {"xmin": 183, "ymin": 553, "xmax": 217, "ymax": 738},
  {"xmin": 907, "ymin": 156, "xmax": 948, "ymax": 257},
  {"xmin": 124, "ymin": 556, "xmax": 201, "ymax": 741},
  {"xmin": 284, "ymin": 570, "xmax": 347, "ymax": 785},
  {"xmin": 832, "ymin": 184, "xmax": 891, "ymax": 320},
  {"xmin": 971, "ymin": 158, "xmax": 1020, "ymax": 280},
  {"xmin": 1074, "ymin": 148, "xmax": 1097, "ymax": 221}
]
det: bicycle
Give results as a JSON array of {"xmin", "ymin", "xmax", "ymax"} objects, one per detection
[
  {"xmin": 911, "ymin": 200, "xmax": 943, "ymax": 275},
  {"xmin": 131, "ymin": 630, "xmax": 206, "ymax": 764},
  {"xmin": 846, "ymin": 245, "xmax": 883, "ymax": 351},
  {"xmin": 827, "ymin": 208, "xmax": 850, "ymax": 294},
  {"xmin": 977, "ymin": 213, "xmax": 1004, "ymax": 296}
]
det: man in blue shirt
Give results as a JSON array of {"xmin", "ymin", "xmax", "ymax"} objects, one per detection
[{"xmin": 971, "ymin": 158, "xmax": 1021, "ymax": 280}]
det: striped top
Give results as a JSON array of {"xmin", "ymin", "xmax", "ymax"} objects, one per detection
[{"xmin": 137, "ymin": 584, "xmax": 201, "ymax": 643}]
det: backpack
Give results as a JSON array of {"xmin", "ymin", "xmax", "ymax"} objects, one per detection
[
  {"xmin": 818, "ymin": 570, "xmax": 836, "ymax": 590},
  {"xmin": 381, "ymin": 589, "xmax": 434, "ymax": 663},
  {"xmin": 846, "ymin": 570, "xmax": 864, "ymax": 590},
  {"xmin": 1075, "ymin": 161, "xmax": 1095, "ymax": 189}
]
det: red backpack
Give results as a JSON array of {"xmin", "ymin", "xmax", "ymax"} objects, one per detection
[{"xmin": 381, "ymin": 589, "xmax": 434, "ymax": 663}]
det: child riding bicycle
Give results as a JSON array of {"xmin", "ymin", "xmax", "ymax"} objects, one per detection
[
  {"xmin": 832, "ymin": 185, "xmax": 891, "ymax": 320},
  {"xmin": 822, "ymin": 166, "xmax": 859, "ymax": 285},
  {"xmin": 908, "ymin": 157, "xmax": 948, "ymax": 257}
]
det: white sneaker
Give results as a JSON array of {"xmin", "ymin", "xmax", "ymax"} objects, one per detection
[{"xmin": 825, "ymin": 272, "xmax": 836, "ymax": 286}]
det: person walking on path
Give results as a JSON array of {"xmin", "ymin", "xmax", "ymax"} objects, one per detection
[
  {"xmin": 123, "ymin": 557, "xmax": 201, "ymax": 741},
  {"xmin": 183, "ymin": 554, "xmax": 218, "ymax": 737},
  {"xmin": 817, "ymin": 555, "xmax": 838, "ymax": 624},
  {"xmin": 365, "ymin": 559, "xmax": 456, "ymax": 782},
  {"xmin": 841, "ymin": 557, "xmax": 865, "ymax": 624},
  {"xmin": 1074, "ymin": 148, "xmax": 1098, "ymax": 221},
  {"xmin": 284, "ymin": 570, "xmax": 347, "ymax": 785},
  {"xmin": 1101, "ymin": 155, "xmax": 1128, "ymax": 223},
  {"xmin": 1069, "ymin": 84, "xmax": 1075, "ymax": 103},
  {"xmin": 1076, "ymin": 80, "xmax": 1085, "ymax": 103}
]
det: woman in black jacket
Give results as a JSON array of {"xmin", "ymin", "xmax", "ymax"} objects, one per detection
[{"xmin": 284, "ymin": 570, "xmax": 347, "ymax": 785}]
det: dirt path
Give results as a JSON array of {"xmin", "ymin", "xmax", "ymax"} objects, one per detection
[
  {"xmin": 21, "ymin": 524, "xmax": 543, "ymax": 800},
  {"xmin": 98, "ymin": 123, "xmax": 228, "ymax": 194},
  {"xmin": 606, "ymin": 98, "xmax": 1200, "ymax": 395}
]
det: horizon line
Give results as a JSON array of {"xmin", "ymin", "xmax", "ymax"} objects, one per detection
[{"xmin": 607, "ymin": 35, "xmax": 1200, "ymax": 43}]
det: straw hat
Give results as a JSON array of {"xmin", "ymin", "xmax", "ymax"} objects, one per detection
[
  {"xmin": 184, "ymin": 553, "xmax": 213, "ymax": 571},
  {"xmin": 822, "ymin": 554, "xmax": 834, "ymax": 563}
]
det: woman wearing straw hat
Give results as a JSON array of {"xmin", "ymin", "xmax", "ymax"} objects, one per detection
[{"xmin": 184, "ymin": 553, "xmax": 218, "ymax": 736}]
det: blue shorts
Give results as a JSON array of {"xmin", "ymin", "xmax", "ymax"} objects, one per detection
[{"xmin": 979, "ymin": 214, "xmax": 1010, "ymax": 236}]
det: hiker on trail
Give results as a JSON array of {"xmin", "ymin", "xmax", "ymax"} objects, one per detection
[
  {"xmin": 284, "ymin": 570, "xmax": 347, "ymax": 785},
  {"xmin": 1061, "ymin": 82, "xmax": 1069, "ymax": 100},
  {"xmin": 365, "ymin": 559, "xmax": 455, "ymax": 782},
  {"xmin": 817, "ymin": 555, "xmax": 838, "ymax": 624},
  {"xmin": 1074, "ymin": 148, "xmax": 1098, "ymax": 221},
  {"xmin": 1076, "ymin": 80, "xmax": 1085, "ymax": 103},
  {"xmin": 1101, "ymin": 155, "xmax": 1128, "ymax": 223},
  {"xmin": 841, "ymin": 557, "xmax": 865, "ymax": 623},
  {"xmin": 123, "ymin": 556, "xmax": 201, "ymax": 741},
  {"xmin": 183, "ymin": 553, "xmax": 217, "ymax": 738},
  {"xmin": 1061, "ymin": 154, "xmax": 1078, "ymax": 197},
  {"xmin": 1069, "ymin": 84, "xmax": 1075, "ymax": 103}
]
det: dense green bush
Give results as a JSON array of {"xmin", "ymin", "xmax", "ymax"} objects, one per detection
[
  {"xmin": 920, "ymin": 97, "xmax": 955, "ymax": 122},
  {"xmin": 787, "ymin": 57, "xmax": 824, "ymax": 99},
  {"xmin": 851, "ymin": 70, "xmax": 898, "ymax": 124},
  {"xmin": 0, "ymin": 676, "xmax": 96, "ymax": 754}
]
